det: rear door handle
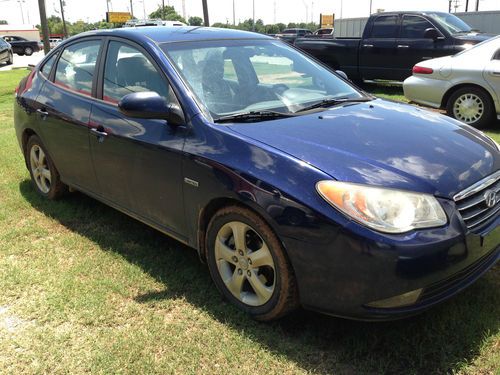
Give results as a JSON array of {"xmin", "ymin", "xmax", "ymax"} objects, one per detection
[
  {"xmin": 362, "ymin": 44, "xmax": 374, "ymax": 48},
  {"xmin": 397, "ymin": 45, "xmax": 410, "ymax": 48},
  {"xmin": 492, "ymin": 71, "xmax": 500, "ymax": 76}
]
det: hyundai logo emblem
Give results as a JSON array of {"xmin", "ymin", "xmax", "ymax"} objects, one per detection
[{"xmin": 484, "ymin": 189, "xmax": 497, "ymax": 208}]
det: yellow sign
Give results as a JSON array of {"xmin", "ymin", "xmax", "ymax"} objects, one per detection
[
  {"xmin": 106, "ymin": 12, "xmax": 131, "ymax": 23},
  {"xmin": 320, "ymin": 14, "xmax": 334, "ymax": 28}
]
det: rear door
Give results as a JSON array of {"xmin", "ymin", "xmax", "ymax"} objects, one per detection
[
  {"xmin": 359, "ymin": 14, "xmax": 400, "ymax": 80},
  {"xmin": 484, "ymin": 48, "xmax": 500, "ymax": 107},
  {"xmin": 35, "ymin": 39, "xmax": 102, "ymax": 193},
  {"xmin": 89, "ymin": 38, "xmax": 187, "ymax": 237},
  {"xmin": 395, "ymin": 15, "xmax": 447, "ymax": 80}
]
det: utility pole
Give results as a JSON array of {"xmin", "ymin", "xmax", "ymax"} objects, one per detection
[
  {"xmin": 162, "ymin": 0, "xmax": 165, "ymax": 19},
  {"xmin": 38, "ymin": 0, "xmax": 50, "ymax": 54},
  {"xmin": 475, "ymin": 0, "xmax": 479, "ymax": 11},
  {"xmin": 252, "ymin": 0, "xmax": 255, "ymax": 31},
  {"xmin": 202, "ymin": 0, "xmax": 209, "ymax": 26},
  {"xmin": 18, "ymin": 0, "xmax": 25, "ymax": 24},
  {"xmin": 106, "ymin": 0, "xmax": 110, "ymax": 13},
  {"xmin": 130, "ymin": 0, "xmax": 133, "ymax": 18},
  {"xmin": 59, "ymin": 0, "xmax": 68, "ymax": 38},
  {"xmin": 448, "ymin": 0, "xmax": 452, "ymax": 12},
  {"xmin": 465, "ymin": 0, "xmax": 469, "ymax": 11},
  {"xmin": 273, "ymin": 0, "xmax": 276, "ymax": 24},
  {"xmin": 233, "ymin": 0, "xmax": 236, "ymax": 25},
  {"xmin": 369, "ymin": 0, "xmax": 372, "ymax": 15},
  {"xmin": 340, "ymin": 0, "xmax": 343, "ymax": 19},
  {"xmin": 182, "ymin": 0, "xmax": 186, "ymax": 20}
]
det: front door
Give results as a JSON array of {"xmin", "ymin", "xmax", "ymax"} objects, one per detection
[
  {"xmin": 395, "ymin": 15, "xmax": 448, "ymax": 81},
  {"xmin": 89, "ymin": 39, "xmax": 187, "ymax": 237}
]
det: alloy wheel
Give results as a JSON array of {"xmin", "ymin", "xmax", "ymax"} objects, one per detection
[
  {"xmin": 453, "ymin": 93, "xmax": 484, "ymax": 124},
  {"xmin": 214, "ymin": 221, "xmax": 275, "ymax": 306},
  {"xmin": 29, "ymin": 144, "xmax": 51, "ymax": 194}
]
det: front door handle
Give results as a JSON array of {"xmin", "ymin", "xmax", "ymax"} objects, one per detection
[
  {"xmin": 36, "ymin": 108, "xmax": 48, "ymax": 117},
  {"xmin": 90, "ymin": 127, "xmax": 108, "ymax": 142},
  {"xmin": 362, "ymin": 44, "xmax": 374, "ymax": 48},
  {"xmin": 397, "ymin": 45, "xmax": 410, "ymax": 48},
  {"xmin": 491, "ymin": 71, "xmax": 500, "ymax": 76}
]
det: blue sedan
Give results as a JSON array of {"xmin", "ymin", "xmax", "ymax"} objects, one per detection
[{"xmin": 14, "ymin": 27, "xmax": 499, "ymax": 321}]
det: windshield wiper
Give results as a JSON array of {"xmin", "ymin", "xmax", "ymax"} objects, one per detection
[
  {"xmin": 295, "ymin": 97, "xmax": 373, "ymax": 113},
  {"xmin": 214, "ymin": 110, "xmax": 294, "ymax": 123}
]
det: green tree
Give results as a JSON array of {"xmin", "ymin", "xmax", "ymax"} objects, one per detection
[
  {"xmin": 188, "ymin": 16, "xmax": 203, "ymax": 26},
  {"xmin": 276, "ymin": 23, "xmax": 286, "ymax": 32},
  {"xmin": 149, "ymin": 5, "xmax": 186, "ymax": 23},
  {"xmin": 265, "ymin": 24, "xmax": 279, "ymax": 34}
]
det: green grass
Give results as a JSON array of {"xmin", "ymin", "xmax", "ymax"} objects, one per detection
[{"xmin": 0, "ymin": 69, "xmax": 499, "ymax": 374}]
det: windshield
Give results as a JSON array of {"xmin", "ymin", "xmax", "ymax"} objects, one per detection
[
  {"xmin": 427, "ymin": 12, "xmax": 472, "ymax": 34},
  {"xmin": 162, "ymin": 39, "xmax": 363, "ymax": 120}
]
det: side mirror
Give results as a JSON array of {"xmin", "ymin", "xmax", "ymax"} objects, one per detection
[
  {"xmin": 424, "ymin": 28, "xmax": 440, "ymax": 40},
  {"xmin": 118, "ymin": 91, "xmax": 184, "ymax": 126},
  {"xmin": 336, "ymin": 70, "xmax": 349, "ymax": 80}
]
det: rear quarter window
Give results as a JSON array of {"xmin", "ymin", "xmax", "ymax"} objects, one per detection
[{"xmin": 40, "ymin": 53, "xmax": 57, "ymax": 78}]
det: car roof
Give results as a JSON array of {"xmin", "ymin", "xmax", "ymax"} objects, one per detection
[
  {"xmin": 73, "ymin": 26, "xmax": 272, "ymax": 44},
  {"xmin": 373, "ymin": 11, "xmax": 446, "ymax": 16}
]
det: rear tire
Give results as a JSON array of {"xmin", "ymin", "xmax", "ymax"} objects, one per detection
[
  {"xmin": 206, "ymin": 206, "xmax": 299, "ymax": 321},
  {"xmin": 26, "ymin": 135, "xmax": 67, "ymax": 199},
  {"xmin": 446, "ymin": 86, "xmax": 494, "ymax": 129},
  {"xmin": 24, "ymin": 47, "xmax": 33, "ymax": 56},
  {"xmin": 6, "ymin": 52, "xmax": 13, "ymax": 65}
]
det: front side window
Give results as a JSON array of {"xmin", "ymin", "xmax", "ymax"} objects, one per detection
[
  {"xmin": 164, "ymin": 39, "xmax": 363, "ymax": 118},
  {"xmin": 54, "ymin": 40, "xmax": 101, "ymax": 96},
  {"xmin": 401, "ymin": 16, "xmax": 434, "ymax": 38},
  {"xmin": 103, "ymin": 41, "xmax": 170, "ymax": 104},
  {"xmin": 370, "ymin": 15, "xmax": 399, "ymax": 38}
]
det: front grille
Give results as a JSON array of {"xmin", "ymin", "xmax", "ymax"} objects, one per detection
[{"xmin": 454, "ymin": 170, "xmax": 500, "ymax": 231}]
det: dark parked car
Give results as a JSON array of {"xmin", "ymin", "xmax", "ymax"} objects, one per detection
[
  {"xmin": 275, "ymin": 28, "xmax": 312, "ymax": 44},
  {"xmin": 1, "ymin": 35, "xmax": 42, "ymax": 56},
  {"xmin": 0, "ymin": 38, "xmax": 13, "ymax": 65},
  {"xmin": 295, "ymin": 11, "xmax": 494, "ymax": 82},
  {"xmin": 14, "ymin": 27, "xmax": 499, "ymax": 321}
]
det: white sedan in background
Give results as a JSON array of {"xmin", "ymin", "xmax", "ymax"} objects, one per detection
[{"xmin": 404, "ymin": 36, "xmax": 500, "ymax": 129}]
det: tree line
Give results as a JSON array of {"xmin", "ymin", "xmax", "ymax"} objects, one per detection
[{"xmin": 34, "ymin": 5, "xmax": 318, "ymax": 37}]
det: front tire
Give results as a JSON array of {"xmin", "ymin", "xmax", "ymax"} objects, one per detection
[
  {"xmin": 446, "ymin": 86, "xmax": 494, "ymax": 129},
  {"xmin": 6, "ymin": 52, "xmax": 13, "ymax": 65},
  {"xmin": 26, "ymin": 135, "xmax": 67, "ymax": 199},
  {"xmin": 206, "ymin": 206, "xmax": 299, "ymax": 321}
]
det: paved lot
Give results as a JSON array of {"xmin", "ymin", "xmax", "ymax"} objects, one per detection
[{"xmin": 0, "ymin": 51, "xmax": 44, "ymax": 71}]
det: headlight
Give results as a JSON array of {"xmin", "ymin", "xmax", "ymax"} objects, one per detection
[{"xmin": 316, "ymin": 181, "xmax": 447, "ymax": 233}]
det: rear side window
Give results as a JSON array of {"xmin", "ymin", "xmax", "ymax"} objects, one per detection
[
  {"xmin": 493, "ymin": 49, "xmax": 500, "ymax": 60},
  {"xmin": 102, "ymin": 41, "xmax": 170, "ymax": 104},
  {"xmin": 370, "ymin": 15, "xmax": 399, "ymax": 38},
  {"xmin": 54, "ymin": 40, "xmax": 101, "ymax": 96},
  {"xmin": 401, "ymin": 16, "xmax": 434, "ymax": 38},
  {"xmin": 40, "ymin": 53, "xmax": 57, "ymax": 78}
]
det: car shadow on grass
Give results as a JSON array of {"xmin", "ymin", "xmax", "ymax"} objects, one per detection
[{"xmin": 20, "ymin": 180, "xmax": 499, "ymax": 374}]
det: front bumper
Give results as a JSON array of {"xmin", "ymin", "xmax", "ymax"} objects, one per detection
[
  {"xmin": 282, "ymin": 201, "xmax": 499, "ymax": 321},
  {"xmin": 403, "ymin": 75, "xmax": 450, "ymax": 109}
]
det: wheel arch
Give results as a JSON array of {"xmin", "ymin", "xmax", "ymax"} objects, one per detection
[
  {"xmin": 21, "ymin": 128, "xmax": 38, "ymax": 165},
  {"xmin": 441, "ymin": 82, "xmax": 495, "ymax": 109},
  {"xmin": 196, "ymin": 196, "xmax": 288, "ymax": 264}
]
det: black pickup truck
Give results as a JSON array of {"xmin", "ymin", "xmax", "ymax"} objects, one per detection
[{"xmin": 295, "ymin": 11, "xmax": 493, "ymax": 82}]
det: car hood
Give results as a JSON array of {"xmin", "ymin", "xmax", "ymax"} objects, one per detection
[
  {"xmin": 228, "ymin": 99, "xmax": 499, "ymax": 199},
  {"xmin": 453, "ymin": 32, "xmax": 495, "ymax": 43}
]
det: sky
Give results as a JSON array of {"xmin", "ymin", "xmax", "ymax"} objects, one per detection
[{"xmin": 1, "ymin": 0, "xmax": 500, "ymax": 27}]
